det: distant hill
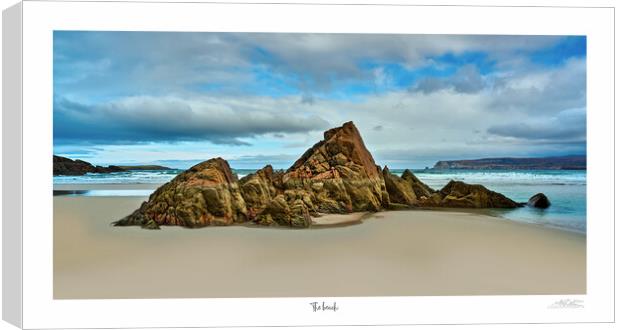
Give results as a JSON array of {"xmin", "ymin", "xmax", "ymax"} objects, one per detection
[
  {"xmin": 54, "ymin": 155, "xmax": 172, "ymax": 176},
  {"xmin": 433, "ymin": 155, "xmax": 586, "ymax": 170}
]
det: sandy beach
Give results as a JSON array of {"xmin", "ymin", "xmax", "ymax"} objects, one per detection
[{"xmin": 53, "ymin": 190, "xmax": 585, "ymax": 299}]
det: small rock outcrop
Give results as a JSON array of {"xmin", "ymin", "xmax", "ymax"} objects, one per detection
[
  {"xmin": 115, "ymin": 121, "xmax": 532, "ymax": 230},
  {"xmin": 401, "ymin": 169, "xmax": 435, "ymax": 199},
  {"xmin": 382, "ymin": 166, "xmax": 416, "ymax": 206},
  {"xmin": 528, "ymin": 193, "xmax": 551, "ymax": 209},
  {"xmin": 420, "ymin": 180, "xmax": 520, "ymax": 208}
]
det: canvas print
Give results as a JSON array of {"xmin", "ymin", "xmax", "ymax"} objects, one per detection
[{"xmin": 53, "ymin": 32, "xmax": 586, "ymax": 299}]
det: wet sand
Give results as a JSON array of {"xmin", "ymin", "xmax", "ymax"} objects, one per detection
[{"xmin": 54, "ymin": 195, "xmax": 586, "ymax": 299}]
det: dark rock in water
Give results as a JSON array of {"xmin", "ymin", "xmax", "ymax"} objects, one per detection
[
  {"xmin": 528, "ymin": 193, "xmax": 551, "ymax": 208},
  {"xmin": 115, "ymin": 121, "xmax": 530, "ymax": 230},
  {"xmin": 421, "ymin": 180, "xmax": 521, "ymax": 208}
]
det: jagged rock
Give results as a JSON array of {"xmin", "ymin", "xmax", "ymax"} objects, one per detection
[
  {"xmin": 257, "ymin": 195, "xmax": 290, "ymax": 226},
  {"xmin": 528, "ymin": 193, "xmax": 551, "ymax": 208},
  {"xmin": 115, "ymin": 121, "xmax": 530, "ymax": 230},
  {"xmin": 376, "ymin": 165, "xmax": 391, "ymax": 208},
  {"xmin": 283, "ymin": 121, "xmax": 386, "ymax": 213},
  {"xmin": 290, "ymin": 199, "xmax": 312, "ymax": 228},
  {"xmin": 421, "ymin": 180, "xmax": 520, "ymax": 208},
  {"xmin": 114, "ymin": 158, "xmax": 248, "ymax": 228},
  {"xmin": 255, "ymin": 195, "xmax": 312, "ymax": 228},
  {"xmin": 382, "ymin": 166, "xmax": 416, "ymax": 206},
  {"xmin": 238, "ymin": 165, "xmax": 280, "ymax": 219},
  {"xmin": 401, "ymin": 169, "xmax": 435, "ymax": 199}
]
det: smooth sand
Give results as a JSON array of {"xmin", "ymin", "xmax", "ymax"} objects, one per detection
[
  {"xmin": 54, "ymin": 196, "xmax": 586, "ymax": 299},
  {"xmin": 312, "ymin": 212, "xmax": 367, "ymax": 226}
]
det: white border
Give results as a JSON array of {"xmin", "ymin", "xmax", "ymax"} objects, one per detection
[{"xmin": 19, "ymin": 1, "xmax": 614, "ymax": 328}]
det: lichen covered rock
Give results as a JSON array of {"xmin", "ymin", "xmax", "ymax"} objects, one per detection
[
  {"xmin": 420, "ymin": 180, "xmax": 520, "ymax": 208},
  {"xmin": 282, "ymin": 121, "xmax": 386, "ymax": 213},
  {"xmin": 382, "ymin": 166, "xmax": 416, "ymax": 206},
  {"xmin": 114, "ymin": 158, "xmax": 247, "ymax": 228},
  {"xmin": 115, "ymin": 121, "xmax": 527, "ymax": 230},
  {"xmin": 401, "ymin": 169, "xmax": 435, "ymax": 199}
]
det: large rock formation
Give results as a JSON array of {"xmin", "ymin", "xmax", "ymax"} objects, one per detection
[
  {"xmin": 282, "ymin": 121, "xmax": 388, "ymax": 213},
  {"xmin": 114, "ymin": 158, "xmax": 247, "ymax": 229},
  {"xmin": 115, "ymin": 121, "xmax": 527, "ymax": 229},
  {"xmin": 53, "ymin": 155, "xmax": 126, "ymax": 176}
]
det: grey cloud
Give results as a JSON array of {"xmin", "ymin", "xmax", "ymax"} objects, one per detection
[
  {"xmin": 487, "ymin": 58, "xmax": 585, "ymax": 114},
  {"xmin": 54, "ymin": 95, "xmax": 330, "ymax": 145},
  {"xmin": 301, "ymin": 94, "xmax": 315, "ymax": 105},
  {"xmin": 411, "ymin": 64, "xmax": 486, "ymax": 94},
  {"xmin": 237, "ymin": 34, "xmax": 563, "ymax": 88},
  {"xmin": 487, "ymin": 108, "xmax": 586, "ymax": 141},
  {"xmin": 55, "ymin": 32, "xmax": 567, "ymax": 96},
  {"xmin": 373, "ymin": 125, "xmax": 383, "ymax": 131},
  {"xmin": 410, "ymin": 57, "xmax": 586, "ymax": 120}
]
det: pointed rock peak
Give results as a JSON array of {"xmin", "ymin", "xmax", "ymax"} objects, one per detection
[
  {"xmin": 401, "ymin": 169, "xmax": 414, "ymax": 178},
  {"xmin": 323, "ymin": 120, "xmax": 356, "ymax": 140},
  {"xmin": 401, "ymin": 168, "xmax": 436, "ymax": 197},
  {"xmin": 288, "ymin": 121, "xmax": 380, "ymax": 178},
  {"xmin": 185, "ymin": 157, "xmax": 237, "ymax": 185},
  {"xmin": 260, "ymin": 164, "xmax": 273, "ymax": 174},
  {"xmin": 257, "ymin": 164, "xmax": 274, "ymax": 179}
]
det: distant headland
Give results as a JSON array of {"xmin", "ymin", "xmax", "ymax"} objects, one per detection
[
  {"xmin": 53, "ymin": 155, "xmax": 171, "ymax": 176},
  {"xmin": 433, "ymin": 155, "xmax": 586, "ymax": 170}
]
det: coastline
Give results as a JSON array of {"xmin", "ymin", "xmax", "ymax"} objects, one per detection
[
  {"xmin": 54, "ymin": 194, "xmax": 585, "ymax": 298},
  {"xmin": 53, "ymin": 182, "xmax": 586, "ymax": 235}
]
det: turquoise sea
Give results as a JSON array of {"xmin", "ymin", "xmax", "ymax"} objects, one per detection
[{"xmin": 54, "ymin": 168, "xmax": 586, "ymax": 234}]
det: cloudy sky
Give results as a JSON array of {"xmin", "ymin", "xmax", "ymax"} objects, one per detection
[{"xmin": 53, "ymin": 32, "xmax": 586, "ymax": 169}]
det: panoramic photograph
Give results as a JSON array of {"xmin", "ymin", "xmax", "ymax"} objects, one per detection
[{"xmin": 53, "ymin": 32, "xmax": 586, "ymax": 299}]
